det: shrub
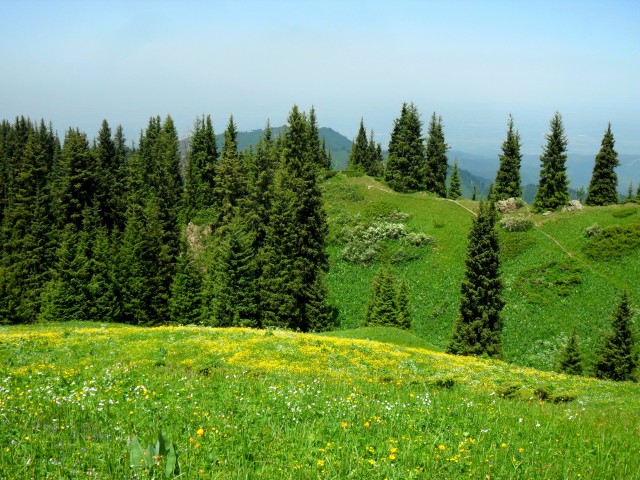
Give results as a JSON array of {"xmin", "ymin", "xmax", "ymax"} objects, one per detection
[
  {"xmin": 403, "ymin": 232, "xmax": 435, "ymax": 247},
  {"xmin": 584, "ymin": 223, "xmax": 602, "ymax": 238},
  {"xmin": 583, "ymin": 224, "xmax": 640, "ymax": 259},
  {"xmin": 612, "ymin": 207, "xmax": 638, "ymax": 218},
  {"xmin": 500, "ymin": 215, "xmax": 533, "ymax": 232}
]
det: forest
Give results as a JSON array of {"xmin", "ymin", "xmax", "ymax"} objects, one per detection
[{"xmin": 0, "ymin": 104, "xmax": 637, "ymax": 380}]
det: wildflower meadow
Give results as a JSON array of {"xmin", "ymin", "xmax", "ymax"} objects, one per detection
[{"xmin": 1, "ymin": 322, "xmax": 638, "ymax": 479}]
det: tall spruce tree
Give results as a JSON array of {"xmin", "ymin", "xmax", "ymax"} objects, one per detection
[
  {"xmin": 593, "ymin": 291, "xmax": 637, "ymax": 381},
  {"xmin": 533, "ymin": 112, "xmax": 569, "ymax": 211},
  {"xmin": 367, "ymin": 129, "xmax": 384, "ymax": 177},
  {"xmin": 494, "ymin": 114, "xmax": 523, "ymax": 200},
  {"xmin": 260, "ymin": 106, "xmax": 333, "ymax": 331},
  {"xmin": 448, "ymin": 201, "xmax": 504, "ymax": 358},
  {"xmin": 448, "ymin": 159, "xmax": 462, "ymax": 199},
  {"xmin": 385, "ymin": 103, "xmax": 426, "ymax": 192},
  {"xmin": 349, "ymin": 118, "xmax": 369, "ymax": 172},
  {"xmin": 94, "ymin": 120, "xmax": 116, "ymax": 228},
  {"xmin": 585, "ymin": 124, "xmax": 620, "ymax": 206},
  {"xmin": 307, "ymin": 106, "xmax": 328, "ymax": 171},
  {"xmin": 59, "ymin": 128, "xmax": 97, "ymax": 229},
  {"xmin": 424, "ymin": 113, "xmax": 449, "ymax": 197},
  {"xmin": 0, "ymin": 125, "xmax": 56, "ymax": 323},
  {"xmin": 184, "ymin": 115, "xmax": 218, "ymax": 222},
  {"xmin": 213, "ymin": 116, "xmax": 247, "ymax": 231}
]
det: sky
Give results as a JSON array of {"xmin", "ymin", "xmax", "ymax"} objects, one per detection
[{"xmin": 1, "ymin": 0, "xmax": 639, "ymax": 156}]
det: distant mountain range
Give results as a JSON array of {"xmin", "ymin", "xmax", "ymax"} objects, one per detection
[{"xmin": 181, "ymin": 127, "xmax": 639, "ymax": 203}]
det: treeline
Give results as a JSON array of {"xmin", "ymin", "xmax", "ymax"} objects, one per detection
[
  {"xmin": 0, "ymin": 106, "xmax": 334, "ymax": 330},
  {"xmin": 351, "ymin": 104, "xmax": 632, "ymax": 209}
]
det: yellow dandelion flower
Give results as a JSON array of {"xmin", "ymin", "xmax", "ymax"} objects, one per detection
[
  {"xmin": 389, "ymin": 454, "xmax": 397, "ymax": 461},
  {"xmin": 501, "ymin": 443, "xmax": 507, "ymax": 448},
  {"xmin": 390, "ymin": 447, "xmax": 398, "ymax": 454},
  {"xmin": 317, "ymin": 460, "xmax": 325, "ymax": 467},
  {"xmin": 518, "ymin": 447, "xmax": 524, "ymax": 453},
  {"xmin": 364, "ymin": 421, "xmax": 371, "ymax": 428},
  {"xmin": 341, "ymin": 421, "xmax": 348, "ymax": 428},
  {"xmin": 196, "ymin": 428, "xmax": 204, "ymax": 437},
  {"xmin": 438, "ymin": 444, "xmax": 446, "ymax": 451}
]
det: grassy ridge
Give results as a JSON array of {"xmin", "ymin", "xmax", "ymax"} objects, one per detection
[
  {"xmin": 323, "ymin": 173, "xmax": 640, "ymax": 371},
  {"xmin": 1, "ymin": 323, "xmax": 639, "ymax": 478}
]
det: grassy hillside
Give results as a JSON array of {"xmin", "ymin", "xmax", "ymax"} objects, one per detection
[
  {"xmin": 1, "ymin": 323, "xmax": 638, "ymax": 478},
  {"xmin": 323, "ymin": 173, "xmax": 640, "ymax": 372}
]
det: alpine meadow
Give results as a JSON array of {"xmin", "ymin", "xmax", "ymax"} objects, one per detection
[{"xmin": 1, "ymin": 102, "xmax": 639, "ymax": 480}]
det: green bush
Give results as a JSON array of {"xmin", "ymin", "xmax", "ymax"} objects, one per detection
[
  {"xmin": 612, "ymin": 207, "xmax": 638, "ymax": 218},
  {"xmin": 584, "ymin": 223, "xmax": 602, "ymax": 238},
  {"xmin": 583, "ymin": 224, "xmax": 640, "ymax": 259},
  {"xmin": 500, "ymin": 215, "xmax": 534, "ymax": 232}
]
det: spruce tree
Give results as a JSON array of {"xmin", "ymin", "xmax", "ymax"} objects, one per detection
[
  {"xmin": 184, "ymin": 115, "xmax": 218, "ymax": 222},
  {"xmin": 204, "ymin": 213, "xmax": 258, "ymax": 327},
  {"xmin": 349, "ymin": 118, "xmax": 369, "ymax": 172},
  {"xmin": 307, "ymin": 106, "xmax": 327, "ymax": 171},
  {"xmin": 593, "ymin": 291, "xmax": 638, "ymax": 381},
  {"xmin": 169, "ymin": 240, "xmax": 204, "ymax": 325},
  {"xmin": 585, "ymin": 124, "xmax": 620, "ymax": 206},
  {"xmin": 448, "ymin": 159, "xmax": 462, "ymax": 199},
  {"xmin": 1, "ymin": 126, "xmax": 56, "ymax": 323},
  {"xmin": 385, "ymin": 103, "xmax": 426, "ymax": 192},
  {"xmin": 424, "ymin": 113, "xmax": 449, "ymax": 197},
  {"xmin": 213, "ymin": 116, "xmax": 247, "ymax": 231},
  {"xmin": 557, "ymin": 329, "xmax": 583, "ymax": 375},
  {"xmin": 59, "ymin": 128, "xmax": 97, "ymax": 229},
  {"xmin": 363, "ymin": 267, "xmax": 411, "ymax": 329},
  {"xmin": 94, "ymin": 120, "xmax": 117, "ymax": 229},
  {"xmin": 367, "ymin": 129, "xmax": 384, "ymax": 177},
  {"xmin": 448, "ymin": 201, "xmax": 504, "ymax": 358},
  {"xmin": 260, "ymin": 106, "xmax": 333, "ymax": 331},
  {"xmin": 533, "ymin": 112, "xmax": 569, "ymax": 211},
  {"xmin": 494, "ymin": 114, "xmax": 523, "ymax": 200}
]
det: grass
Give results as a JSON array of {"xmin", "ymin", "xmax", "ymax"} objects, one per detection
[
  {"xmin": 1, "ymin": 322, "xmax": 639, "ymax": 479},
  {"xmin": 323, "ymin": 174, "xmax": 640, "ymax": 371}
]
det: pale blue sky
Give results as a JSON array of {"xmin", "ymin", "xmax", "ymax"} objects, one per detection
[{"xmin": 1, "ymin": 0, "xmax": 639, "ymax": 155}]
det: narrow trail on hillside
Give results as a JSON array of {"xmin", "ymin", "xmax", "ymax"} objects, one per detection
[
  {"xmin": 366, "ymin": 183, "xmax": 479, "ymax": 217},
  {"xmin": 534, "ymin": 226, "xmax": 573, "ymax": 258},
  {"xmin": 364, "ymin": 180, "xmax": 626, "ymax": 289}
]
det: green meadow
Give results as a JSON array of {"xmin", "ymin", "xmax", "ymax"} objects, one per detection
[
  {"xmin": 1, "ymin": 323, "xmax": 639, "ymax": 479},
  {"xmin": 2, "ymin": 173, "xmax": 639, "ymax": 479}
]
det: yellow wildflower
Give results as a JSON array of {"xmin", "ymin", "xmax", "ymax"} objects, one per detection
[{"xmin": 196, "ymin": 428, "xmax": 204, "ymax": 437}]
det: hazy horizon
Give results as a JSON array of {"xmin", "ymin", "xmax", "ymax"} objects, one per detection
[{"xmin": 1, "ymin": 0, "xmax": 639, "ymax": 156}]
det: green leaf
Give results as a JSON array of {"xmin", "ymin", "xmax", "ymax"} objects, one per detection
[
  {"xmin": 144, "ymin": 443, "xmax": 155, "ymax": 468},
  {"xmin": 165, "ymin": 443, "xmax": 179, "ymax": 477},
  {"xmin": 129, "ymin": 436, "xmax": 145, "ymax": 469}
]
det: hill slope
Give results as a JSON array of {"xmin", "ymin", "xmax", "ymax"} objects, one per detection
[
  {"xmin": 323, "ymin": 173, "xmax": 640, "ymax": 371},
  {"xmin": 1, "ymin": 322, "xmax": 638, "ymax": 478}
]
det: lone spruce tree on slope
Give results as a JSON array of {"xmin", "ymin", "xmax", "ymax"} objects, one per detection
[
  {"xmin": 385, "ymin": 103, "xmax": 426, "ymax": 193},
  {"xmin": 494, "ymin": 114, "xmax": 523, "ymax": 200},
  {"xmin": 425, "ymin": 112, "xmax": 449, "ymax": 197},
  {"xmin": 448, "ymin": 159, "xmax": 462, "ymax": 199},
  {"xmin": 593, "ymin": 291, "xmax": 637, "ymax": 381},
  {"xmin": 448, "ymin": 201, "xmax": 504, "ymax": 358},
  {"xmin": 585, "ymin": 123, "xmax": 620, "ymax": 206},
  {"xmin": 533, "ymin": 112, "xmax": 569, "ymax": 212},
  {"xmin": 348, "ymin": 118, "xmax": 369, "ymax": 172}
]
